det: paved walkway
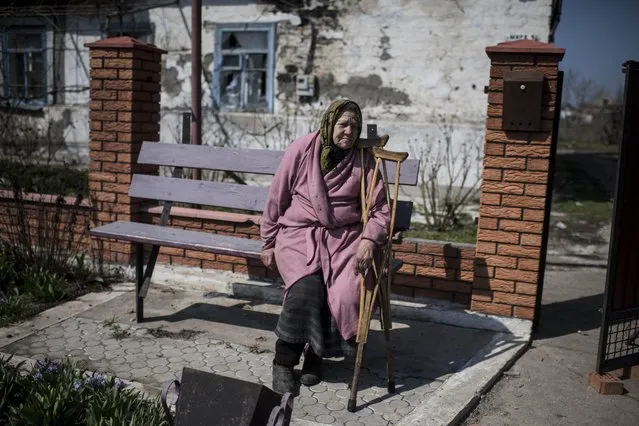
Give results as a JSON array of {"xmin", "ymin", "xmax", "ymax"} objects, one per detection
[
  {"xmin": 0, "ymin": 271, "xmax": 530, "ymax": 425},
  {"xmin": 462, "ymin": 266, "xmax": 639, "ymax": 426}
]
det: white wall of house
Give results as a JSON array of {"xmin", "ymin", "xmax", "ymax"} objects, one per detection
[{"xmin": 5, "ymin": 0, "xmax": 554, "ymax": 195}]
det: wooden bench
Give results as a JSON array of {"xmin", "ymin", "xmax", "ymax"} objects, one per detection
[{"xmin": 90, "ymin": 124, "xmax": 420, "ymax": 322}]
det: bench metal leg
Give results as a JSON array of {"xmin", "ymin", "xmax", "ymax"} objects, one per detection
[{"xmin": 135, "ymin": 243, "xmax": 144, "ymax": 322}]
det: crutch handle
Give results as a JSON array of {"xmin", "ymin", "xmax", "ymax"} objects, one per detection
[
  {"xmin": 356, "ymin": 134, "xmax": 389, "ymax": 148},
  {"xmin": 372, "ymin": 147, "xmax": 408, "ymax": 163}
]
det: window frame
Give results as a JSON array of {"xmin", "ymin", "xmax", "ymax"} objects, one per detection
[
  {"xmin": 1, "ymin": 25, "xmax": 48, "ymax": 108},
  {"xmin": 213, "ymin": 22, "xmax": 276, "ymax": 113}
]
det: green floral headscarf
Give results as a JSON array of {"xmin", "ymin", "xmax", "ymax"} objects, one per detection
[{"xmin": 319, "ymin": 99, "xmax": 362, "ymax": 174}]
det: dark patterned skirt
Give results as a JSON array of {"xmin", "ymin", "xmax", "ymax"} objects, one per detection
[{"xmin": 275, "ymin": 273, "xmax": 354, "ymax": 358}]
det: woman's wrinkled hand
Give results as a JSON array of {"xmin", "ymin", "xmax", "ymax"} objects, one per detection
[
  {"xmin": 260, "ymin": 248, "xmax": 277, "ymax": 271},
  {"xmin": 353, "ymin": 239, "xmax": 376, "ymax": 276}
]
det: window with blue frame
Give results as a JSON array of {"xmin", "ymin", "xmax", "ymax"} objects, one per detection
[
  {"xmin": 213, "ymin": 23, "xmax": 275, "ymax": 113},
  {"xmin": 1, "ymin": 26, "xmax": 48, "ymax": 106}
]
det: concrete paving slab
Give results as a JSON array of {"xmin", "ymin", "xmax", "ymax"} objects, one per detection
[
  {"xmin": 0, "ymin": 271, "xmax": 530, "ymax": 425},
  {"xmin": 0, "ymin": 287, "xmax": 128, "ymax": 348}
]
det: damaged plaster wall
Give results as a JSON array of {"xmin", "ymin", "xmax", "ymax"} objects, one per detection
[
  {"xmin": 272, "ymin": 0, "xmax": 552, "ymax": 123},
  {"xmin": 154, "ymin": 0, "xmax": 553, "ymax": 189},
  {"xmin": 17, "ymin": 0, "xmax": 553, "ymax": 188}
]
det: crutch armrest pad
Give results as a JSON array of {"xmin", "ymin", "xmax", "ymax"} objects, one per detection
[{"xmin": 372, "ymin": 147, "xmax": 409, "ymax": 163}]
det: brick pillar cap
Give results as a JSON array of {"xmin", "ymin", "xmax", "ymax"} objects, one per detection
[
  {"xmin": 486, "ymin": 39, "xmax": 565, "ymax": 58},
  {"xmin": 85, "ymin": 36, "xmax": 167, "ymax": 54}
]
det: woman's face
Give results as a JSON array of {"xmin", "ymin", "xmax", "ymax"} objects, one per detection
[{"xmin": 332, "ymin": 110, "xmax": 360, "ymax": 150}]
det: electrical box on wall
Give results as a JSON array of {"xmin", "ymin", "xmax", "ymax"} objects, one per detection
[{"xmin": 296, "ymin": 75, "xmax": 316, "ymax": 97}]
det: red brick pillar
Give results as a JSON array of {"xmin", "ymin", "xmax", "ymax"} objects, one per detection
[
  {"xmin": 85, "ymin": 37, "xmax": 166, "ymax": 264},
  {"xmin": 471, "ymin": 40, "xmax": 564, "ymax": 320}
]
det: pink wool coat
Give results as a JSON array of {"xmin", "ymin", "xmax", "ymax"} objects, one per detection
[{"xmin": 260, "ymin": 130, "xmax": 390, "ymax": 340}]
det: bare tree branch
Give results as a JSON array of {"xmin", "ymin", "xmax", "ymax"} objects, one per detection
[{"xmin": 409, "ymin": 114, "xmax": 481, "ymax": 231}]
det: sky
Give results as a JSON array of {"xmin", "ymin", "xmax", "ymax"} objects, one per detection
[{"xmin": 554, "ymin": 0, "xmax": 639, "ymax": 98}]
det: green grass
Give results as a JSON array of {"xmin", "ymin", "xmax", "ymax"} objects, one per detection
[
  {"xmin": 0, "ymin": 246, "xmax": 110, "ymax": 328},
  {"xmin": 558, "ymin": 138, "xmax": 619, "ymax": 153},
  {"xmin": 552, "ymin": 200, "xmax": 614, "ymax": 223},
  {"xmin": 403, "ymin": 201, "xmax": 612, "ymax": 245},
  {"xmin": 0, "ymin": 160, "xmax": 88, "ymax": 197},
  {"xmin": 0, "ymin": 290, "xmax": 39, "ymax": 327},
  {"xmin": 404, "ymin": 222, "xmax": 477, "ymax": 244}
]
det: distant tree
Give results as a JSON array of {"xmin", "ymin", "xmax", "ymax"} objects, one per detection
[
  {"xmin": 563, "ymin": 69, "xmax": 606, "ymax": 109},
  {"xmin": 559, "ymin": 69, "xmax": 625, "ymax": 148}
]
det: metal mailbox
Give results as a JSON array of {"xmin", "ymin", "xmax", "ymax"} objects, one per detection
[{"xmin": 502, "ymin": 70, "xmax": 545, "ymax": 131}]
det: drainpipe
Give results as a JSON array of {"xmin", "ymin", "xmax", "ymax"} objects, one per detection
[{"xmin": 191, "ymin": 0, "xmax": 202, "ymax": 180}]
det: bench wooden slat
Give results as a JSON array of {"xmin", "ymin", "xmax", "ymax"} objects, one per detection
[
  {"xmin": 391, "ymin": 158, "xmax": 419, "ymax": 186},
  {"xmin": 130, "ymin": 174, "xmax": 268, "ymax": 212},
  {"xmin": 130, "ymin": 174, "xmax": 414, "ymax": 231},
  {"xmin": 90, "ymin": 222, "xmax": 412, "ymax": 265},
  {"xmin": 138, "ymin": 142, "xmax": 285, "ymax": 176},
  {"xmin": 138, "ymin": 142, "xmax": 420, "ymax": 186},
  {"xmin": 90, "ymin": 221, "xmax": 262, "ymax": 258}
]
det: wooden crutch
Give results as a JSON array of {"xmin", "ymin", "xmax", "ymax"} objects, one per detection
[
  {"xmin": 348, "ymin": 145, "xmax": 408, "ymax": 412},
  {"xmin": 374, "ymin": 147, "xmax": 408, "ymax": 393}
]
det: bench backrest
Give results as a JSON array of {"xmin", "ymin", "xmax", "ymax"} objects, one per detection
[{"xmin": 132, "ymin": 141, "xmax": 420, "ymax": 231}]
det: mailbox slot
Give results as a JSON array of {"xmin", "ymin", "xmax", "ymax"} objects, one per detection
[{"xmin": 503, "ymin": 71, "xmax": 545, "ymax": 131}]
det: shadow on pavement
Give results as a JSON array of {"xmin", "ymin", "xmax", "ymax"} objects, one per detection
[
  {"xmin": 149, "ymin": 301, "xmax": 280, "ymax": 332},
  {"xmin": 534, "ymin": 293, "xmax": 603, "ymax": 340},
  {"xmin": 130, "ymin": 286, "xmax": 525, "ymax": 402}
]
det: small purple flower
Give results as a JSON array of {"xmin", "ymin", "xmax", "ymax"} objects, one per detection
[
  {"xmin": 114, "ymin": 378, "xmax": 127, "ymax": 390},
  {"xmin": 85, "ymin": 373, "xmax": 107, "ymax": 388},
  {"xmin": 33, "ymin": 371, "xmax": 43, "ymax": 381},
  {"xmin": 95, "ymin": 373, "xmax": 107, "ymax": 387},
  {"xmin": 73, "ymin": 380, "xmax": 82, "ymax": 391},
  {"xmin": 46, "ymin": 362, "xmax": 59, "ymax": 374}
]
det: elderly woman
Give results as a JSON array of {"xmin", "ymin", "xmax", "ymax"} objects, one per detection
[{"xmin": 260, "ymin": 99, "xmax": 390, "ymax": 395}]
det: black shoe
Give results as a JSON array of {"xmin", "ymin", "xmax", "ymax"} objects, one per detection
[
  {"xmin": 341, "ymin": 337, "xmax": 357, "ymax": 358},
  {"xmin": 300, "ymin": 347, "xmax": 322, "ymax": 386},
  {"xmin": 272, "ymin": 363, "xmax": 298, "ymax": 396}
]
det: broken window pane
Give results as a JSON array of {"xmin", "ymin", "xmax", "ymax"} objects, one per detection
[
  {"xmin": 27, "ymin": 51, "xmax": 46, "ymax": 100},
  {"xmin": 244, "ymin": 71, "xmax": 267, "ymax": 110},
  {"xmin": 220, "ymin": 71, "xmax": 242, "ymax": 110},
  {"xmin": 221, "ymin": 31, "xmax": 268, "ymax": 50},
  {"xmin": 2, "ymin": 27, "xmax": 47, "ymax": 105},
  {"xmin": 216, "ymin": 25, "xmax": 273, "ymax": 112},
  {"xmin": 8, "ymin": 52, "xmax": 26, "ymax": 96},
  {"xmin": 7, "ymin": 32, "xmax": 41, "ymax": 50},
  {"xmin": 222, "ymin": 54, "xmax": 240, "ymax": 68},
  {"xmin": 246, "ymin": 54, "xmax": 266, "ymax": 70}
]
